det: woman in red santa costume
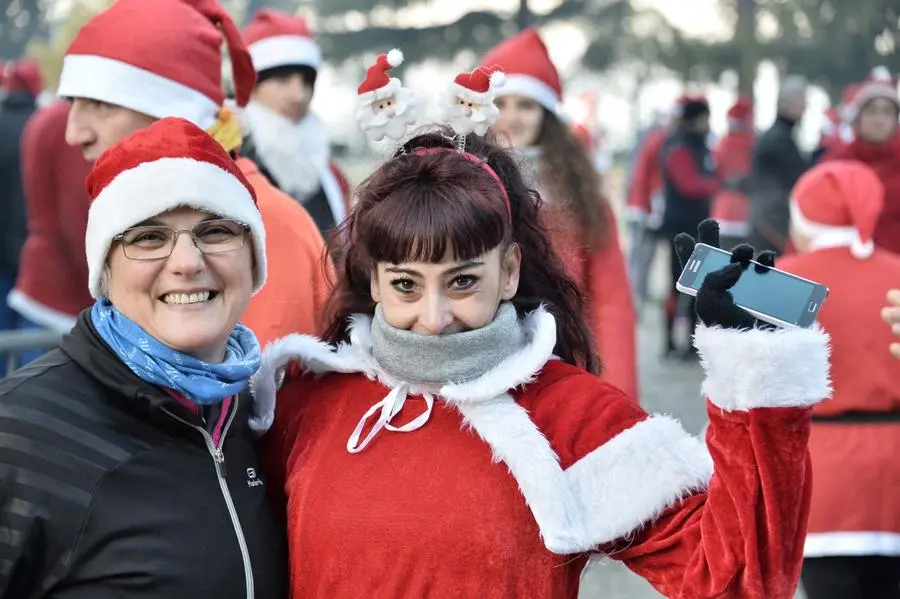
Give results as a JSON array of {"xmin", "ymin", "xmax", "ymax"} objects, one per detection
[
  {"xmin": 470, "ymin": 28, "xmax": 637, "ymax": 400},
  {"xmin": 777, "ymin": 161, "xmax": 900, "ymax": 599},
  {"xmin": 822, "ymin": 67, "xmax": 900, "ymax": 254},
  {"xmin": 249, "ymin": 56, "xmax": 832, "ymax": 599},
  {"xmin": 711, "ymin": 94, "xmax": 755, "ymax": 250}
]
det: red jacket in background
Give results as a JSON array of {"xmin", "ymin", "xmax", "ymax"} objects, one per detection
[
  {"xmin": 822, "ymin": 132, "xmax": 900, "ymax": 254},
  {"xmin": 8, "ymin": 101, "xmax": 93, "ymax": 330},
  {"xmin": 711, "ymin": 130, "xmax": 754, "ymax": 238},
  {"xmin": 627, "ymin": 126, "xmax": 666, "ymax": 224}
]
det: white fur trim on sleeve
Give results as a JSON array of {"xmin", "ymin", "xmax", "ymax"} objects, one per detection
[
  {"xmin": 693, "ymin": 324, "xmax": 832, "ymax": 411},
  {"xmin": 566, "ymin": 415, "xmax": 713, "ymax": 546}
]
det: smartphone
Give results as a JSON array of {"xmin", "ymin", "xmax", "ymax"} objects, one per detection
[{"xmin": 676, "ymin": 243, "xmax": 829, "ymax": 329}]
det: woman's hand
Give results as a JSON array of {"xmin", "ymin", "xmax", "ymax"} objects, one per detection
[
  {"xmin": 674, "ymin": 219, "xmax": 777, "ymax": 331},
  {"xmin": 881, "ymin": 289, "xmax": 900, "ymax": 359}
]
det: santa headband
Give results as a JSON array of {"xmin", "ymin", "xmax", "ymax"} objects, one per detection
[{"xmin": 353, "ymin": 50, "xmax": 511, "ymax": 218}]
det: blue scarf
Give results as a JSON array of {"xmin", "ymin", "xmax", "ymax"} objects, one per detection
[{"xmin": 90, "ymin": 301, "xmax": 261, "ymax": 405}]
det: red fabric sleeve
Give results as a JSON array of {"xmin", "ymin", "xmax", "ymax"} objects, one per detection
[
  {"xmin": 328, "ymin": 162, "xmax": 352, "ymax": 215},
  {"xmin": 664, "ymin": 146, "xmax": 721, "ymax": 199},
  {"xmin": 627, "ymin": 132, "xmax": 656, "ymax": 212},
  {"xmin": 586, "ymin": 209, "xmax": 639, "ymax": 400},
  {"xmin": 610, "ymin": 403, "xmax": 813, "ymax": 599}
]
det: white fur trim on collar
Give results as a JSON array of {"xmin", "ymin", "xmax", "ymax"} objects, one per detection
[{"xmin": 693, "ymin": 323, "xmax": 832, "ymax": 411}]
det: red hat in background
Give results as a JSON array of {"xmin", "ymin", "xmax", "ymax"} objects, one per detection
[
  {"xmin": 85, "ymin": 117, "xmax": 267, "ymax": 298},
  {"xmin": 243, "ymin": 9, "xmax": 322, "ymax": 73},
  {"xmin": 790, "ymin": 160, "xmax": 884, "ymax": 259},
  {"xmin": 727, "ymin": 94, "xmax": 753, "ymax": 120},
  {"xmin": 58, "ymin": 0, "xmax": 255, "ymax": 130},
  {"xmin": 3, "ymin": 59, "xmax": 43, "ymax": 96},
  {"xmin": 845, "ymin": 67, "xmax": 899, "ymax": 121},
  {"xmin": 480, "ymin": 28, "xmax": 562, "ymax": 113}
]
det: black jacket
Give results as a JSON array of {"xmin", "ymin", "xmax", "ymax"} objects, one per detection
[
  {"xmin": 660, "ymin": 127, "xmax": 714, "ymax": 236},
  {"xmin": 748, "ymin": 115, "xmax": 809, "ymax": 254},
  {"xmin": 0, "ymin": 312, "xmax": 287, "ymax": 598},
  {"xmin": 0, "ymin": 92, "xmax": 36, "ymax": 273}
]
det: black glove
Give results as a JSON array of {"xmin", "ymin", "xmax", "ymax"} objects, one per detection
[{"xmin": 674, "ymin": 219, "xmax": 777, "ymax": 330}]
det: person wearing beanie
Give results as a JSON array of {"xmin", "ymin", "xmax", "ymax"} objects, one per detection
[
  {"xmin": 10, "ymin": 0, "xmax": 332, "ymax": 349},
  {"xmin": 775, "ymin": 160, "xmax": 900, "ymax": 599},
  {"xmin": 481, "ymin": 28, "xmax": 638, "ymax": 400},
  {"xmin": 711, "ymin": 94, "xmax": 756, "ymax": 250},
  {"xmin": 747, "ymin": 74, "xmax": 810, "ymax": 255},
  {"xmin": 821, "ymin": 66, "xmax": 900, "ymax": 255},
  {"xmin": 0, "ymin": 118, "xmax": 287, "ymax": 597},
  {"xmin": 241, "ymin": 8, "xmax": 350, "ymax": 238},
  {"xmin": 0, "ymin": 60, "xmax": 43, "ymax": 358},
  {"xmin": 658, "ymin": 93, "xmax": 721, "ymax": 358}
]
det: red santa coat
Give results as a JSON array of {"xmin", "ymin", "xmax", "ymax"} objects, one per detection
[
  {"xmin": 8, "ymin": 101, "xmax": 93, "ymax": 330},
  {"xmin": 777, "ymin": 246, "xmax": 900, "ymax": 557},
  {"xmin": 822, "ymin": 132, "xmax": 900, "ymax": 254},
  {"xmin": 545, "ymin": 205, "xmax": 638, "ymax": 400},
  {"xmin": 711, "ymin": 130, "xmax": 754, "ymax": 237},
  {"xmin": 251, "ymin": 307, "xmax": 832, "ymax": 598},
  {"xmin": 627, "ymin": 125, "xmax": 667, "ymax": 225}
]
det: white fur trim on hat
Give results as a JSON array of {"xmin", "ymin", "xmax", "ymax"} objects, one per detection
[
  {"xmin": 358, "ymin": 77, "xmax": 402, "ymax": 105},
  {"xmin": 86, "ymin": 157, "xmax": 267, "ymax": 298},
  {"xmin": 249, "ymin": 34, "xmax": 323, "ymax": 72},
  {"xmin": 493, "ymin": 73, "xmax": 560, "ymax": 114},
  {"xmin": 58, "ymin": 54, "xmax": 221, "ymax": 130},
  {"xmin": 790, "ymin": 199, "xmax": 874, "ymax": 259}
]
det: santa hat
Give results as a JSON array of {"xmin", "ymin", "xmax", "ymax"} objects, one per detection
[
  {"xmin": 480, "ymin": 28, "xmax": 562, "ymax": 113},
  {"xmin": 846, "ymin": 67, "xmax": 899, "ymax": 121},
  {"xmin": 450, "ymin": 66, "xmax": 506, "ymax": 105},
  {"xmin": 243, "ymin": 9, "xmax": 322, "ymax": 74},
  {"xmin": 3, "ymin": 60, "xmax": 43, "ymax": 96},
  {"xmin": 358, "ymin": 49, "xmax": 404, "ymax": 103},
  {"xmin": 727, "ymin": 94, "xmax": 753, "ymax": 125},
  {"xmin": 58, "ymin": 0, "xmax": 256, "ymax": 131},
  {"xmin": 790, "ymin": 160, "xmax": 884, "ymax": 259},
  {"xmin": 84, "ymin": 117, "xmax": 267, "ymax": 298}
]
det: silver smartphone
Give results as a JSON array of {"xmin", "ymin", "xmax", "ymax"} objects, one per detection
[{"xmin": 676, "ymin": 243, "xmax": 829, "ymax": 329}]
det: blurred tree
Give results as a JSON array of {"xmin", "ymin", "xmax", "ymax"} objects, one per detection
[{"xmin": 1, "ymin": 0, "xmax": 48, "ymax": 59}]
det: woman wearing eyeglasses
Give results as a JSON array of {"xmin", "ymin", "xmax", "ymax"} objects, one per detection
[{"xmin": 0, "ymin": 118, "xmax": 286, "ymax": 598}]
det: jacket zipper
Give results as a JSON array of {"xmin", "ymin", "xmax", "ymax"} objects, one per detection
[{"xmin": 162, "ymin": 400, "xmax": 255, "ymax": 599}]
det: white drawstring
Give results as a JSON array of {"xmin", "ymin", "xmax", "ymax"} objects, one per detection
[{"xmin": 346, "ymin": 384, "xmax": 435, "ymax": 453}]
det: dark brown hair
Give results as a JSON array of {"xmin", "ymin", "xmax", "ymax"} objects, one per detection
[
  {"xmin": 324, "ymin": 128, "xmax": 599, "ymax": 374},
  {"xmin": 536, "ymin": 109, "xmax": 610, "ymax": 248}
]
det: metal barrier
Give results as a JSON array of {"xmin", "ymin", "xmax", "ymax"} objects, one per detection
[{"xmin": 0, "ymin": 329, "xmax": 63, "ymax": 377}]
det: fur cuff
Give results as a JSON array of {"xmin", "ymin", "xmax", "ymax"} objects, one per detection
[{"xmin": 693, "ymin": 324, "xmax": 832, "ymax": 411}]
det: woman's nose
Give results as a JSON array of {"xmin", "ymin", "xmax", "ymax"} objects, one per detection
[
  {"xmin": 417, "ymin": 295, "xmax": 454, "ymax": 335},
  {"xmin": 165, "ymin": 232, "xmax": 205, "ymax": 276}
]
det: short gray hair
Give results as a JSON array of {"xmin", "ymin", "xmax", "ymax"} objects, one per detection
[{"xmin": 778, "ymin": 75, "xmax": 808, "ymax": 108}]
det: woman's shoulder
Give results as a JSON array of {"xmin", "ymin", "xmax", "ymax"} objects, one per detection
[{"xmin": 516, "ymin": 360, "xmax": 649, "ymax": 469}]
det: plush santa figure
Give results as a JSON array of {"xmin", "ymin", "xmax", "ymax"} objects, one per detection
[
  {"xmin": 440, "ymin": 66, "xmax": 505, "ymax": 136},
  {"xmin": 355, "ymin": 49, "xmax": 417, "ymax": 148}
]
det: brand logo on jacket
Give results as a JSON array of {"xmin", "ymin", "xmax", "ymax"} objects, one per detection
[{"xmin": 246, "ymin": 468, "xmax": 264, "ymax": 488}]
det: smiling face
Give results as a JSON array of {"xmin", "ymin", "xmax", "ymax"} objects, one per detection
[
  {"xmin": 493, "ymin": 94, "xmax": 544, "ymax": 148},
  {"xmin": 857, "ymin": 97, "xmax": 899, "ymax": 143},
  {"xmin": 370, "ymin": 245, "xmax": 521, "ymax": 335},
  {"xmin": 105, "ymin": 207, "xmax": 255, "ymax": 362}
]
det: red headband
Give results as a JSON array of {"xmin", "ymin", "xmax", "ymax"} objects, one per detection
[{"xmin": 413, "ymin": 147, "xmax": 512, "ymax": 221}]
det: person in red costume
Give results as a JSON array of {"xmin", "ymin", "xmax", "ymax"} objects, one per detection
[
  {"xmin": 822, "ymin": 66, "xmax": 900, "ymax": 254},
  {"xmin": 479, "ymin": 28, "xmax": 638, "ymax": 399},
  {"xmin": 712, "ymin": 94, "xmax": 755, "ymax": 249},
  {"xmin": 778, "ymin": 161, "xmax": 900, "ymax": 598},
  {"xmin": 249, "ymin": 58, "xmax": 832, "ymax": 599}
]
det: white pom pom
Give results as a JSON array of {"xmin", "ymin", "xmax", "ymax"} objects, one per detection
[
  {"xmin": 871, "ymin": 65, "xmax": 892, "ymax": 82},
  {"xmin": 851, "ymin": 236, "xmax": 875, "ymax": 259},
  {"xmin": 386, "ymin": 49, "xmax": 404, "ymax": 68},
  {"xmin": 490, "ymin": 70, "xmax": 506, "ymax": 88}
]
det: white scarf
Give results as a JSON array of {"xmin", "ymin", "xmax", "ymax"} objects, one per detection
[{"xmin": 242, "ymin": 101, "xmax": 330, "ymax": 203}]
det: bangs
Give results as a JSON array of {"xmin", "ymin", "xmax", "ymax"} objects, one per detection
[{"xmin": 358, "ymin": 183, "xmax": 509, "ymax": 265}]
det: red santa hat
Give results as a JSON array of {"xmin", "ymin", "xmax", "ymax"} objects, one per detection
[
  {"xmin": 846, "ymin": 67, "xmax": 899, "ymax": 121},
  {"xmin": 358, "ymin": 49, "xmax": 404, "ymax": 104},
  {"xmin": 58, "ymin": 0, "xmax": 256, "ymax": 131},
  {"xmin": 450, "ymin": 66, "xmax": 506, "ymax": 105},
  {"xmin": 480, "ymin": 28, "xmax": 562, "ymax": 113},
  {"xmin": 790, "ymin": 160, "xmax": 884, "ymax": 259},
  {"xmin": 727, "ymin": 94, "xmax": 753, "ymax": 125},
  {"xmin": 243, "ymin": 9, "xmax": 322, "ymax": 74},
  {"xmin": 2, "ymin": 59, "xmax": 43, "ymax": 96},
  {"xmin": 84, "ymin": 117, "xmax": 267, "ymax": 298}
]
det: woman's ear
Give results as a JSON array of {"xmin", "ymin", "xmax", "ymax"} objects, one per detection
[
  {"xmin": 500, "ymin": 243, "xmax": 522, "ymax": 301},
  {"xmin": 370, "ymin": 268, "xmax": 382, "ymax": 303}
]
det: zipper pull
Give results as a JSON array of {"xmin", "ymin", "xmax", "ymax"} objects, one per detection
[{"xmin": 215, "ymin": 449, "xmax": 228, "ymax": 478}]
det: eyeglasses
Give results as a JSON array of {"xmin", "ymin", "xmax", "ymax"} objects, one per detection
[{"xmin": 113, "ymin": 219, "xmax": 250, "ymax": 261}]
